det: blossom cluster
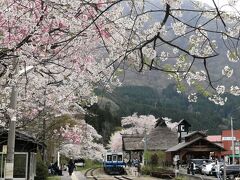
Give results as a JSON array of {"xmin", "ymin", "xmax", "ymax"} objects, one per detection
[
  {"xmin": 0, "ymin": 0, "xmax": 122, "ymax": 123},
  {"xmin": 57, "ymin": 120, "xmax": 105, "ymax": 160}
]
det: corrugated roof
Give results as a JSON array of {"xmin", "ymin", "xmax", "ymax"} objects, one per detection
[
  {"xmin": 182, "ymin": 131, "xmax": 207, "ymax": 138},
  {"xmin": 167, "ymin": 137, "xmax": 202, "ymax": 152},
  {"xmin": 166, "ymin": 137, "xmax": 225, "ymax": 152},
  {"xmin": 207, "ymin": 135, "xmax": 222, "ymax": 142}
]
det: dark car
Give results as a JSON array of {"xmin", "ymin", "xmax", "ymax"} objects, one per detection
[
  {"xmin": 220, "ymin": 164, "xmax": 240, "ymax": 179},
  {"xmin": 187, "ymin": 159, "xmax": 213, "ymax": 174}
]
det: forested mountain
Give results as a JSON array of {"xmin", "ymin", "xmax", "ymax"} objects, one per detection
[{"xmin": 86, "ymin": 85, "xmax": 240, "ymax": 145}]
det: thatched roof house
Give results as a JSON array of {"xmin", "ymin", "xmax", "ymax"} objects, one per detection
[
  {"xmin": 122, "ymin": 118, "xmax": 178, "ymax": 153},
  {"xmin": 122, "ymin": 134, "xmax": 144, "ymax": 161},
  {"xmin": 146, "ymin": 118, "xmax": 178, "ymax": 151}
]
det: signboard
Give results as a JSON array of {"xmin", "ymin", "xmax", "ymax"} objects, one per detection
[
  {"xmin": 222, "ymin": 137, "xmax": 236, "ymax": 141},
  {"xmin": 2, "ymin": 145, "xmax": 7, "ymax": 154},
  {"xmin": 235, "ymin": 147, "xmax": 240, "ymax": 154}
]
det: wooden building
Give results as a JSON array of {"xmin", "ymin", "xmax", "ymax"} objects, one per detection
[
  {"xmin": 0, "ymin": 127, "xmax": 45, "ymax": 180},
  {"xmin": 166, "ymin": 130, "xmax": 225, "ymax": 163}
]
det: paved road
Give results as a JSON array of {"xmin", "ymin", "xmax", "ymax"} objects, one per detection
[
  {"xmin": 60, "ymin": 167, "xmax": 217, "ymax": 180},
  {"xmin": 61, "ymin": 170, "xmax": 86, "ymax": 180}
]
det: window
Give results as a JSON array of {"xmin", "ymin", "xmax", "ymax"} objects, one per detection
[
  {"xmin": 13, "ymin": 153, "xmax": 27, "ymax": 178},
  {"xmin": 181, "ymin": 125, "xmax": 185, "ymax": 131},
  {"xmin": 107, "ymin": 155, "xmax": 112, "ymax": 161},
  {"xmin": 118, "ymin": 155, "xmax": 122, "ymax": 161},
  {"xmin": 112, "ymin": 155, "xmax": 117, "ymax": 161},
  {"xmin": 0, "ymin": 152, "xmax": 28, "ymax": 179}
]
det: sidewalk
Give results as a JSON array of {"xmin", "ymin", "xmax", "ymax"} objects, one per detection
[{"xmin": 61, "ymin": 170, "xmax": 86, "ymax": 180}]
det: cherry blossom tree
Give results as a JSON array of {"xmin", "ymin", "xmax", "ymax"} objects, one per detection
[
  {"xmin": 1, "ymin": 1, "xmax": 240, "ymax": 114},
  {"xmin": 1, "ymin": 0, "xmax": 240, "ymax": 127},
  {"xmin": 0, "ymin": 0, "xmax": 240, "ymax": 175},
  {"xmin": 57, "ymin": 119, "xmax": 106, "ymax": 161},
  {"xmin": 108, "ymin": 131, "xmax": 122, "ymax": 151},
  {"xmin": 121, "ymin": 113, "xmax": 158, "ymax": 134},
  {"xmin": 0, "ymin": 0, "xmax": 122, "ymax": 126}
]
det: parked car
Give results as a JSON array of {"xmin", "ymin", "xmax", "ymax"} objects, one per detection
[
  {"xmin": 201, "ymin": 162, "xmax": 216, "ymax": 175},
  {"xmin": 220, "ymin": 164, "xmax": 240, "ymax": 179},
  {"xmin": 187, "ymin": 159, "xmax": 213, "ymax": 174},
  {"xmin": 74, "ymin": 158, "xmax": 85, "ymax": 167}
]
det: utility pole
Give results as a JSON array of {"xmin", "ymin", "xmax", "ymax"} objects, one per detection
[
  {"xmin": 5, "ymin": 63, "xmax": 18, "ymax": 180},
  {"xmin": 143, "ymin": 126, "xmax": 147, "ymax": 166},
  {"xmin": 231, "ymin": 117, "xmax": 235, "ymax": 164},
  {"xmin": 223, "ymin": 156, "xmax": 226, "ymax": 180},
  {"xmin": 5, "ymin": 65, "xmax": 33, "ymax": 180}
]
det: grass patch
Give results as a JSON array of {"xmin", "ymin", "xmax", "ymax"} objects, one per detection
[
  {"xmin": 76, "ymin": 159, "xmax": 102, "ymax": 171},
  {"xmin": 47, "ymin": 176, "xmax": 61, "ymax": 180}
]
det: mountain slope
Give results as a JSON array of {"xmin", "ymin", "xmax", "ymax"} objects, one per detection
[{"xmin": 86, "ymin": 85, "xmax": 240, "ymax": 144}]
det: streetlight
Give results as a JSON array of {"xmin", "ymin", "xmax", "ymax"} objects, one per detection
[
  {"xmin": 5, "ymin": 65, "xmax": 34, "ymax": 180},
  {"xmin": 228, "ymin": 106, "xmax": 240, "ymax": 165}
]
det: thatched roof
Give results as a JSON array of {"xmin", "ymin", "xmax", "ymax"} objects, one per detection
[
  {"xmin": 146, "ymin": 125, "xmax": 178, "ymax": 151},
  {"xmin": 155, "ymin": 117, "xmax": 167, "ymax": 128},
  {"xmin": 122, "ymin": 119, "xmax": 178, "ymax": 151},
  {"xmin": 122, "ymin": 134, "xmax": 144, "ymax": 151}
]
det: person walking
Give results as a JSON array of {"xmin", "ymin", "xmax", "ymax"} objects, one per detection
[
  {"xmin": 137, "ymin": 162, "xmax": 141, "ymax": 177},
  {"xmin": 215, "ymin": 160, "xmax": 222, "ymax": 180},
  {"xmin": 190, "ymin": 162, "xmax": 195, "ymax": 175},
  {"xmin": 67, "ymin": 159, "xmax": 75, "ymax": 176}
]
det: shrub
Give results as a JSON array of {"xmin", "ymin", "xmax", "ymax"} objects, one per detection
[
  {"xmin": 141, "ymin": 166, "xmax": 152, "ymax": 175},
  {"xmin": 35, "ymin": 153, "xmax": 48, "ymax": 180},
  {"xmin": 144, "ymin": 150, "xmax": 166, "ymax": 166},
  {"xmin": 150, "ymin": 153, "xmax": 159, "ymax": 166}
]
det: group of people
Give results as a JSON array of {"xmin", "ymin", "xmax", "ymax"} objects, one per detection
[
  {"xmin": 48, "ymin": 159, "xmax": 76, "ymax": 176},
  {"xmin": 48, "ymin": 162, "xmax": 62, "ymax": 176}
]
